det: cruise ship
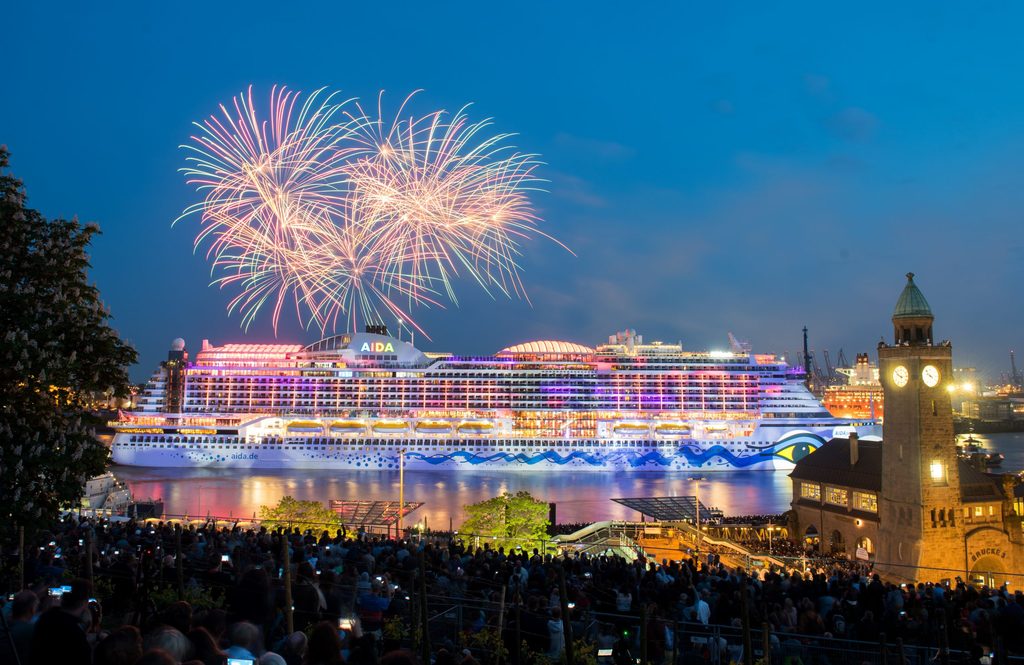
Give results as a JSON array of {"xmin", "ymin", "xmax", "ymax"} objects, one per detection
[{"xmin": 110, "ymin": 329, "xmax": 880, "ymax": 471}]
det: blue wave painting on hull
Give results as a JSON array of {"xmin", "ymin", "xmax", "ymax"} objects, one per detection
[{"xmin": 403, "ymin": 431, "xmax": 827, "ymax": 468}]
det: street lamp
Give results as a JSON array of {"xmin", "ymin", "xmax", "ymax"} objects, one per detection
[
  {"xmin": 397, "ymin": 449, "xmax": 406, "ymax": 537},
  {"xmin": 687, "ymin": 475, "xmax": 706, "ymax": 554}
]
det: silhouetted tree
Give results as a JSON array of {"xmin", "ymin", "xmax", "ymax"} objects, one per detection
[{"xmin": 0, "ymin": 146, "xmax": 137, "ymax": 536}]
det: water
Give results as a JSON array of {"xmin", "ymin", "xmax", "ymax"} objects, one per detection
[{"xmin": 111, "ymin": 432, "xmax": 1024, "ymax": 528}]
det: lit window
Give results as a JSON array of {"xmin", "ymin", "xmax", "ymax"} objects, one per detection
[
  {"xmin": 988, "ymin": 505, "xmax": 994, "ymax": 516},
  {"xmin": 826, "ymin": 487, "xmax": 849, "ymax": 506},
  {"xmin": 854, "ymin": 492, "xmax": 878, "ymax": 513},
  {"xmin": 974, "ymin": 506, "xmax": 984, "ymax": 517},
  {"xmin": 930, "ymin": 460, "xmax": 946, "ymax": 483},
  {"xmin": 801, "ymin": 483, "xmax": 821, "ymax": 501}
]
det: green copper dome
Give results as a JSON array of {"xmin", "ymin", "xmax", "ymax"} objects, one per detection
[{"xmin": 893, "ymin": 272, "xmax": 932, "ymax": 319}]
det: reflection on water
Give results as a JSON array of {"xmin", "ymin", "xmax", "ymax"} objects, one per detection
[
  {"xmin": 110, "ymin": 432, "xmax": 1024, "ymax": 528},
  {"xmin": 112, "ymin": 467, "xmax": 793, "ymax": 527}
]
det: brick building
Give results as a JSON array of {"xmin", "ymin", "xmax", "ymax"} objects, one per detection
[{"xmin": 791, "ymin": 273, "xmax": 1024, "ymax": 586}]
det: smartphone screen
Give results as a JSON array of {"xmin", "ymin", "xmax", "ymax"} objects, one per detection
[{"xmin": 227, "ymin": 659, "xmax": 256, "ymax": 665}]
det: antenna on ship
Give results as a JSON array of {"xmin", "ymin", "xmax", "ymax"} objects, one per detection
[{"xmin": 802, "ymin": 326, "xmax": 811, "ymax": 391}]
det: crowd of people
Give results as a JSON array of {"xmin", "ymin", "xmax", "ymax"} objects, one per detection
[{"xmin": 2, "ymin": 515, "xmax": 1023, "ymax": 664}]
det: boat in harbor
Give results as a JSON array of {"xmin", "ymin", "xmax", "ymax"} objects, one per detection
[
  {"xmin": 81, "ymin": 473, "xmax": 164, "ymax": 518},
  {"xmin": 109, "ymin": 329, "xmax": 879, "ymax": 471},
  {"xmin": 957, "ymin": 433, "xmax": 1004, "ymax": 470}
]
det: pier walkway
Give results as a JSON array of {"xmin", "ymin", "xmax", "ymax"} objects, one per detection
[{"xmin": 554, "ymin": 520, "xmax": 790, "ymax": 570}]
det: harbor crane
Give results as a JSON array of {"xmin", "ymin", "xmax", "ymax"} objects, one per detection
[{"xmin": 823, "ymin": 350, "xmax": 835, "ymax": 384}]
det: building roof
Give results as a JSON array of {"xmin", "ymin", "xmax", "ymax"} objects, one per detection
[
  {"xmin": 790, "ymin": 436, "xmax": 1007, "ymax": 503},
  {"xmin": 497, "ymin": 340, "xmax": 595, "ymax": 356},
  {"xmin": 789, "ymin": 437, "xmax": 884, "ymax": 491},
  {"xmin": 893, "ymin": 272, "xmax": 933, "ymax": 319},
  {"xmin": 958, "ymin": 461, "xmax": 1006, "ymax": 503},
  {"xmin": 612, "ymin": 496, "xmax": 724, "ymax": 522}
]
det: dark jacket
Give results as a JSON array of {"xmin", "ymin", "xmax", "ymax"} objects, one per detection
[{"xmin": 30, "ymin": 607, "xmax": 90, "ymax": 665}]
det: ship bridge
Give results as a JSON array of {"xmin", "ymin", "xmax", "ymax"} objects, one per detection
[{"xmin": 303, "ymin": 332, "xmax": 429, "ymax": 365}]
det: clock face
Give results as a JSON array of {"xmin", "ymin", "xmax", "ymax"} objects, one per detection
[
  {"xmin": 922, "ymin": 365, "xmax": 940, "ymax": 387},
  {"xmin": 892, "ymin": 365, "xmax": 909, "ymax": 387}
]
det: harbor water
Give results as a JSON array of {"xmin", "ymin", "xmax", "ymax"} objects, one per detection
[{"xmin": 111, "ymin": 432, "xmax": 1024, "ymax": 528}]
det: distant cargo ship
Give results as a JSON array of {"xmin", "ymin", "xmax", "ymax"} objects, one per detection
[
  {"xmin": 110, "ymin": 329, "xmax": 879, "ymax": 471},
  {"xmin": 823, "ymin": 353, "xmax": 884, "ymax": 420}
]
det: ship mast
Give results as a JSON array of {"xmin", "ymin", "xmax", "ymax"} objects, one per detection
[{"xmin": 802, "ymin": 326, "xmax": 811, "ymax": 391}]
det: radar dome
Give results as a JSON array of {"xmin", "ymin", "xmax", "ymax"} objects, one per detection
[{"xmin": 171, "ymin": 338, "xmax": 186, "ymax": 351}]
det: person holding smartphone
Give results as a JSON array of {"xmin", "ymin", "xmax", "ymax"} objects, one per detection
[{"xmin": 29, "ymin": 579, "xmax": 93, "ymax": 665}]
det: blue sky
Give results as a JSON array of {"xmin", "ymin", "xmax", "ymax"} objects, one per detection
[{"xmin": 5, "ymin": 2, "xmax": 1023, "ymax": 381}]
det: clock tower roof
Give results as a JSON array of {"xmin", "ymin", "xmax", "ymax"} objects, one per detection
[{"xmin": 893, "ymin": 272, "xmax": 933, "ymax": 320}]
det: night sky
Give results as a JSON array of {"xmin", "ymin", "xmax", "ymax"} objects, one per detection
[{"xmin": 5, "ymin": 3, "xmax": 1023, "ymax": 382}]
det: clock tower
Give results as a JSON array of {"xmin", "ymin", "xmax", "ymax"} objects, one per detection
[{"xmin": 875, "ymin": 273, "xmax": 964, "ymax": 581}]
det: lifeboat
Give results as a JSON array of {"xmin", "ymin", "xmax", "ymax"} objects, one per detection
[
  {"xmin": 416, "ymin": 420, "xmax": 453, "ymax": 434},
  {"xmin": 704, "ymin": 423, "xmax": 729, "ymax": 433},
  {"xmin": 457, "ymin": 421, "xmax": 494, "ymax": 434},
  {"xmin": 654, "ymin": 422, "xmax": 691, "ymax": 436},
  {"xmin": 613, "ymin": 422, "xmax": 649, "ymax": 436},
  {"xmin": 287, "ymin": 421, "xmax": 324, "ymax": 433},
  {"xmin": 373, "ymin": 420, "xmax": 409, "ymax": 433},
  {"xmin": 330, "ymin": 420, "xmax": 366, "ymax": 433}
]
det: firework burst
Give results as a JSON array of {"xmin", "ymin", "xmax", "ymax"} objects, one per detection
[
  {"xmin": 179, "ymin": 86, "xmax": 566, "ymax": 336},
  {"xmin": 341, "ymin": 91, "xmax": 549, "ymax": 305}
]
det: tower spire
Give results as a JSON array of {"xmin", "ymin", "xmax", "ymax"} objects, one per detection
[{"xmin": 892, "ymin": 272, "xmax": 934, "ymax": 345}]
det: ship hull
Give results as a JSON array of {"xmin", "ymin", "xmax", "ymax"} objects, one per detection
[{"xmin": 110, "ymin": 424, "xmax": 879, "ymax": 472}]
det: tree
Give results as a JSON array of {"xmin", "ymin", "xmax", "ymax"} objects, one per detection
[
  {"xmin": 259, "ymin": 496, "xmax": 343, "ymax": 533},
  {"xmin": 461, "ymin": 491, "xmax": 550, "ymax": 551},
  {"xmin": 0, "ymin": 147, "xmax": 137, "ymax": 536}
]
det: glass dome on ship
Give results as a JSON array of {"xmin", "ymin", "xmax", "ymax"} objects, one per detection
[{"xmin": 111, "ymin": 328, "xmax": 879, "ymax": 471}]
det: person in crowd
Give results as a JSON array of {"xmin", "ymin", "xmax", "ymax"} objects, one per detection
[
  {"xmin": 187, "ymin": 626, "xmax": 226, "ymax": 665},
  {"xmin": 0, "ymin": 590, "xmax": 38, "ymax": 665},
  {"xmin": 546, "ymin": 608, "xmax": 564, "ymax": 658},
  {"xmin": 144, "ymin": 625, "xmax": 193, "ymax": 663},
  {"xmin": 29, "ymin": 579, "xmax": 93, "ymax": 665},
  {"xmin": 304, "ymin": 621, "xmax": 343, "ymax": 665},
  {"xmin": 94, "ymin": 625, "xmax": 144, "ymax": 665},
  {"xmin": 226, "ymin": 621, "xmax": 262, "ymax": 662},
  {"xmin": 137, "ymin": 649, "xmax": 178, "ymax": 665}
]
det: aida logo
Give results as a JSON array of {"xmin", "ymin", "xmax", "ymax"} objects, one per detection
[{"xmin": 360, "ymin": 342, "xmax": 395, "ymax": 353}]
